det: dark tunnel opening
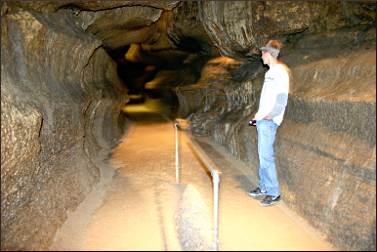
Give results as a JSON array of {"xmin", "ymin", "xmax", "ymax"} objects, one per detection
[
  {"xmin": 106, "ymin": 36, "xmax": 212, "ymax": 120},
  {"xmin": 107, "ymin": 46, "xmax": 179, "ymax": 119}
]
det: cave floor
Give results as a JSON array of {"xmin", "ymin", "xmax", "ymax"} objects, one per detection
[{"xmin": 50, "ymin": 98, "xmax": 335, "ymax": 251}]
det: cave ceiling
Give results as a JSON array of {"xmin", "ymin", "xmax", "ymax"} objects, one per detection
[{"xmin": 3, "ymin": 0, "xmax": 375, "ymax": 65}]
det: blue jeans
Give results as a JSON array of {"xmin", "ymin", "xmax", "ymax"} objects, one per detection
[{"xmin": 256, "ymin": 120, "xmax": 280, "ymax": 197}]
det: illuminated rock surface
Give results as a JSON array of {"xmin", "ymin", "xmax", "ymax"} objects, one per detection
[{"xmin": 1, "ymin": 1, "xmax": 375, "ymax": 250}]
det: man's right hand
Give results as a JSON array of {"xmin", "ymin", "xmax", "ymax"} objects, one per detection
[{"xmin": 248, "ymin": 119, "xmax": 257, "ymax": 127}]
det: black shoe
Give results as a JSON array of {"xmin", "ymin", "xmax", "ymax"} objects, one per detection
[
  {"xmin": 248, "ymin": 187, "xmax": 266, "ymax": 198},
  {"xmin": 260, "ymin": 195, "xmax": 281, "ymax": 207}
]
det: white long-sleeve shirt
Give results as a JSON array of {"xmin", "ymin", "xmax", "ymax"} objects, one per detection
[{"xmin": 254, "ymin": 63, "xmax": 289, "ymax": 126}]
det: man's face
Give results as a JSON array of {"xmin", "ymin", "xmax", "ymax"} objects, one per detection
[{"xmin": 261, "ymin": 50, "xmax": 270, "ymax": 65}]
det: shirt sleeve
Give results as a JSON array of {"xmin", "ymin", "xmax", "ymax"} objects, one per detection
[{"xmin": 270, "ymin": 93, "xmax": 288, "ymax": 117}]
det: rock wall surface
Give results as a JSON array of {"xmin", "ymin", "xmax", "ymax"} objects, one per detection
[
  {"xmin": 177, "ymin": 1, "xmax": 376, "ymax": 250},
  {"xmin": 178, "ymin": 48, "xmax": 376, "ymax": 252},
  {"xmin": 198, "ymin": 0, "xmax": 376, "ymax": 58},
  {"xmin": 1, "ymin": 7, "xmax": 127, "ymax": 251},
  {"xmin": 1, "ymin": 0, "xmax": 375, "ymax": 251}
]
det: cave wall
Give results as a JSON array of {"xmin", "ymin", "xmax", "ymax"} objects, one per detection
[
  {"xmin": 197, "ymin": 0, "xmax": 376, "ymax": 58},
  {"xmin": 1, "ymin": 7, "xmax": 127, "ymax": 250},
  {"xmin": 1, "ymin": 0, "xmax": 375, "ymax": 251},
  {"xmin": 177, "ymin": 1, "xmax": 376, "ymax": 250},
  {"xmin": 178, "ymin": 49, "xmax": 376, "ymax": 252},
  {"xmin": 1, "ymin": 1, "xmax": 204, "ymax": 250}
]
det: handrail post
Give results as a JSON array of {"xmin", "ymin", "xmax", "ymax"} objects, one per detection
[
  {"xmin": 211, "ymin": 169, "xmax": 220, "ymax": 251},
  {"xmin": 174, "ymin": 122, "xmax": 179, "ymax": 184}
]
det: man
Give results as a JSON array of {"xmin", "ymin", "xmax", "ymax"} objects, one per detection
[{"xmin": 248, "ymin": 40, "xmax": 290, "ymax": 207}]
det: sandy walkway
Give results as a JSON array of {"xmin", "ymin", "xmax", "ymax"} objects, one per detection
[{"xmin": 50, "ymin": 98, "xmax": 335, "ymax": 251}]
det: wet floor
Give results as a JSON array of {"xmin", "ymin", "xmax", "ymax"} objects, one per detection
[{"xmin": 50, "ymin": 98, "xmax": 336, "ymax": 251}]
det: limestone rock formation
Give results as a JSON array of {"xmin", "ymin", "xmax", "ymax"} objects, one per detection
[
  {"xmin": 177, "ymin": 1, "xmax": 375, "ymax": 250},
  {"xmin": 1, "ymin": 0, "xmax": 375, "ymax": 251},
  {"xmin": 1, "ymin": 6, "xmax": 127, "ymax": 251},
  {"xmin": 179, "ymin": 47, "xmax": 376, "ymax": 251},
  {"xmin": 198, "ymin": 1, "xmax": 376, "ymax": 59},
  {"xmin": 6, "ymin": 0, "xmax": 180, "ymax": 12}
]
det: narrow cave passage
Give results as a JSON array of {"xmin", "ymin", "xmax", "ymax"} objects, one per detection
[
  {"xmin": 110, "ymin": 55, "xmax": 180, "ymax": 123},
  {"xmin": 1, "ymin": 1, "xmax": 375, "ymax": 251},
  {"xmin": 50, "ymin": 41, "xmax": 334, "ymax": 249},
  {"xmin": 105, "ymin": 39, "xmax": 206, "ymax": 122},
  {"xmin": 50, "ymin": 98, "xmax": 335, "ymax": 251}
]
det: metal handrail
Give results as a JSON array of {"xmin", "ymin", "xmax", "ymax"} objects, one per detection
[
  {"xmin": 174, "ymin": 122, "xmax": 180, "ymax": 184},
  {"xmin": 174, "ymin": 120, "xmax": 221, "ymax": 251}
]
